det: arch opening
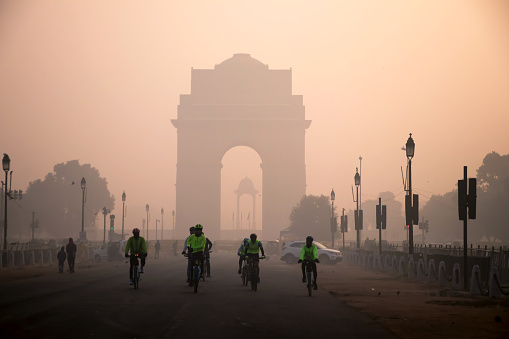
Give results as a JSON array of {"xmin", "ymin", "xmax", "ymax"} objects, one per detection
[{"xmin": 221, "ymin": 146, "xmax": 262, "ymax": 240}]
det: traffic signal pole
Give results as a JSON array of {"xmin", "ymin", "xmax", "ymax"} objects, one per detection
[{"xmin": 463, "ymin": 166, "xmax": 468, "ymax": 290}]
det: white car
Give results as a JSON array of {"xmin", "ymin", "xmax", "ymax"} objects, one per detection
[
  {"xmin": 92, "ymin": 240, "xmax": 127, "ymax": 263},
  {"xmin": 280, "ymin": 241, "xmax": 342, "ymax": 265}
]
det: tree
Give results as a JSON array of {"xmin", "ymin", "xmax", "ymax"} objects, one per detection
[
  {"xmin": 286, "ymin": 195, "xmax": 332, "ymax": 242},
  {"xmin": 421, "ymin": 152, "xmax": 509, "ymax": 243},
  {"xmin": 12, "ymin": 160, "xmax": 114, "ymax": 239}
]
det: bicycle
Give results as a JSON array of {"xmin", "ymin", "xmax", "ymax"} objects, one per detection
[
  {"xmin": 203, "ymin": 250, "xmax": 212, "ymax": 278},
  {"xmin": 186, "ymin": 252, "xmax": 204, "ymax": 293},
  {"xmin": 303, "ymin": 260, "xmax": 315, "ymax": 297},
  {"xmin": 127, "ymin": 253, "xmax": 141, "ymax": 289},
  {"xmin": 246, "ymin": 255, "xmax": 264, "ymax": 291},
  {"xmin": 241, "ymin": 258, "xmax": 249, "ymax": 286}
]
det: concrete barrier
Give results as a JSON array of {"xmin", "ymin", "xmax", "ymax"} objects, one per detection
[
  {"xmin": 427, "ymin": 259, "xmax": 437, "ymax": 284},
  {"xmin": 438, "ymin": 261, "xmax": 448, "ymax": 287},
  {"xmin": 470, "ymin": 265, "xmax": 482, "ymax": 295},
  {"xmin": 417, "ymin": 258, "xmax": 427, "ymax": 281},
  {"xmin": 452, "ymin": 263, "xmax": 462, "ymax": 290},
  {"xmin": 398, "ymin": 256, "xmax": 406, "ymax": 277},
  {"xmin": 407, "ymin": 256, "xmax": 416, "ymax": 280},
  {"xmin": 489, "ymin": 266, "xmax": 503, "ymax": 298}
]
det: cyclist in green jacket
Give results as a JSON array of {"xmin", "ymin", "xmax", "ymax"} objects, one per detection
[
  {"xmin": 243, "ymin": 233, "xmax": 265, "ymax": 282},
  {"xmin": 186, "ymin": 224, "xmax": 206, "ymax": 286},
  {"xmin": 298, "ymin": 235, "xmax": 319, "ymax": 290},
  {"xmin": 125, "ymin": 228, "xmax": 148, "ymax": 285}
]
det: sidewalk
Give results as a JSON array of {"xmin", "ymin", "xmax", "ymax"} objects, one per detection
[{"xmin": 320, "ymin": 263, "xmax": 509, "ymax": 338}]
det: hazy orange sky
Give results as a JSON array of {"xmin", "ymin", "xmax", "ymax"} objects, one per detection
[{"xmin": 1, "ymin": 1, "xmax": 508, "ymax": 238}]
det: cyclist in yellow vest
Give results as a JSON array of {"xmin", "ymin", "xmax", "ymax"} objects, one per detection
[
  {"xmin": 186, "ymin": 224, "xmax": 206, "ymax": 286},
  {"xmin": 237, "ymin": 238, "xmax": 249, "ymax": 274},
  {"xmin": 243, "ymin": 233, "xmax": 266, "ymax": 282},
  {"xmin": 124, "ymin": 228, "xmax": 148, "ymax": 285},
  {"xmin": 298, "ymin": 235, "xmax": 320, "ymax": 290}
]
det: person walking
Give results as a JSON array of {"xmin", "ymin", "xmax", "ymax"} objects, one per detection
[
  {"xmin": 66, "ymin": 238, "xmax": 77, "ymax": 273},
  {"xmin": 57, "ymin": 246, "xmax": 66, "ymax": 273},
  {"xmin": 154, "ymin": 240, "xmax": 161, "ymax": 259}
]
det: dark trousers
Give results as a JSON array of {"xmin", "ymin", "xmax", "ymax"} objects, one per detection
[
  {"xmin": 129, "ymin": 255, "xmax": 146, "ymax": 279},
  {"xmin": 67, "ymin": 255, "xmax": 75, "ymax": 273},
  {"xmin": 301, "ymin": 261, "xmax": 317, "ymax": 281},
  {"xmin": 58, "ymin": 261, "xmax": 65, "ymax": 273}
]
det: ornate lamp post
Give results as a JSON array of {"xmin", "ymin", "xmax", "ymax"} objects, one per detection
[
  {"xmin": 330, "ymin": 189, "xmax": 335, "ymax": 249},
  {"xmin": 2, "ymin": 153, "xmax": 10, "ymax": 250},
  {"xmin": 161, "ymin": 207, "xmax": 164, "ymax": 240},
  {"xmin": 146, "ymin": 204, "xmax": 150, "ymax": 242},
  {"xmin": 406, "ymin": 133, "xmax": 415, "ymax": 254},
  {"xmin": 122, "ymin": 191, "xmax": 126, "ymax": 240},
  {"xmin": 102, "ymin": 206, "xmax": 109, "ymax": 244},
  {"xmin": 172, "ymin": 210, "xmax": 175, "ymax": 239},
  {"xmin": 80, "ymin": 177, "xmax": 87, "ymax": 241},
  {"xmin": 354, "ymin": 168, "xmax": 361, "ymax": 249}
]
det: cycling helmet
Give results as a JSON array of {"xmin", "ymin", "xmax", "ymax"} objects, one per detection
[
  {"xmin": 195, "ymin": 224, "xmax": 203, "ymax": 229},
  {"xmin": 306, "ymin": 235, "xmax": 313, "ymax": 241},
  {"xmin": 132, "ymin": 228, "xmax": 140, "ymax": 234}
]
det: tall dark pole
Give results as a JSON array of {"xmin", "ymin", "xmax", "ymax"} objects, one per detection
[
  {"xmin": 80, "ymin": 177, "xmax": 86, "ymax": 241},
  {"xmin": 408, "ymin": 157, "xmax": 413, "ymax": 254},
  {"xmin": 146, "ymin": 204, "xmax": 150, "ymax": 243},
  {"xmin": 161, "ymin": 208, "xmax": 164, "ymax": 240},
  {"xmin": 121, "ymin": 191, "xmax": 126, "ymax": 241},
  {"xmin": 102, "ymin": 207, "xmax": 108, "ymax": 244},
  {"xmin": 330, "ymin": 189, "xmax": 335, "ymax": 249},
  {"xmin": 463, "ymin": 166, "xmax": 468, "ymax": 290},
  {"xmin": 378, "ymin": 197, "xmax": 382, "ymax": 257},
  {"xmin": 405, "ymin": 133, "xmax": 415, "ymax": 255},
  {"xmin": 354, "ymin": 167, "xmax": 360, "ymax": 249},
  {"xmin": 172, "ymin": 210, "xmax": 175, "ymax": 239},
  {"xmin": 356, "ymin": 184, "xmax": 360, "ymax": 249},
  {"xmin": 3, "ymin": 154, "xmax": 10, "ymax": 250},
  {"xmin": 342, "ymin": 208, "xmax": 345, "ymax": 252}
]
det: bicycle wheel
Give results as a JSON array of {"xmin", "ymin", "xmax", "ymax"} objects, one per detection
[
  {"xmin": 251, "ymin": 266, "xmax": 258, "ymax": 291},
  {"xmin": 307, "ymin": 272, "xmax": 312, "ymax": 297},
  {"xmin": 193, "ymin": 265, "xmax": 199, "ymax": 293},
  {"xmin": 133, "ymin": 266, "xmax": 139, "ymax": 290}
]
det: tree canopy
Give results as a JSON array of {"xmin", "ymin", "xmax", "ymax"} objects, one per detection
[
  {"xmin": 285, "ymin": 195, "xmax": 332, "ymax": 242},
  {"xmin": 421, "ymin": 151, "xmax": 509, "ymax": 243},
  {"xmin": 11, "ymin": 160, "xmax": 114, "ymax": 239}
]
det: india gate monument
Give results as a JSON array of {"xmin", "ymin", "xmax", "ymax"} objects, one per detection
[{"xmin": 171, "ymin": 53, "xmax": 311, "ymax": 241}]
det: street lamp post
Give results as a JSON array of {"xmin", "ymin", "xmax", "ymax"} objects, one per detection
[
  {"xmin": 2, "ymin": 154, "xmax": 10, "ymax": 250},
  {"xmin": 80, "ymin": 177, "xmax": 87, "ymax": 241},
  {"xmin": 330, "ymin": 189, "xmax": 335, "ymax": 249},
  {"xmin": 172, "ymin": 210, "xmax": 175, "ymax": 239},
  {"xmin": 146, "ymin": 204, "xmax": 150, "ymax": 243},
  {"xmin": 155, "ymin": 219, "xmax": 160, "ymax": 241},
  {"xmin": 354, "ymin": 168, "xmax": 361, "ymax": 249},
  {"xmin": 102, "ymin": 207, "xmax": 108, "ymax": 244},
  {"xmin": 121, "ymin": 191, "xmax": 126, "ymax": 240},
  {"xmin": 161, "ymin": 208, "xmax": 164, "ymax": 240},
  {"xmin": 405, "ymin": 133, "xmax": 415, "ymax": 255}
]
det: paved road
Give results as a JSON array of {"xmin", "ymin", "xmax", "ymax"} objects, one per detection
[{"xmin": 0, "ymin": 253, "xmax": 396, "ymax": 338}]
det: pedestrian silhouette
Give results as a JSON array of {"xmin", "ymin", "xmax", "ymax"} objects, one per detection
[
  {"xmin": 155, "ymin": 240, "xmax": 160, "ymax": 259},
  {"xmin": 57, "ymin": 247, "xmax": 66, "ymax": 273},
  {"xmin": 66, "ymin": 238, "xmax": 77, "ymax": 273}
]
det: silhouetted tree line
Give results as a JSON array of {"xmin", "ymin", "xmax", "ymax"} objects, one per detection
[
  {"xmin": 7, "ymin": 160, "xmax": 114, "ymax": 240},
  {"xmin": 287, "ymin": 152, "xmax": 509, "ymax": 244},
  {"xmin": 422, "ymin": 151, "xmax": 509, "ymax": 243}
]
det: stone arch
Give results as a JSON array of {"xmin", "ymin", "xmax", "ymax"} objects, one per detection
[{"xmin": 172, "ymin": 54, "xmax": 311, "ymax": 240}]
